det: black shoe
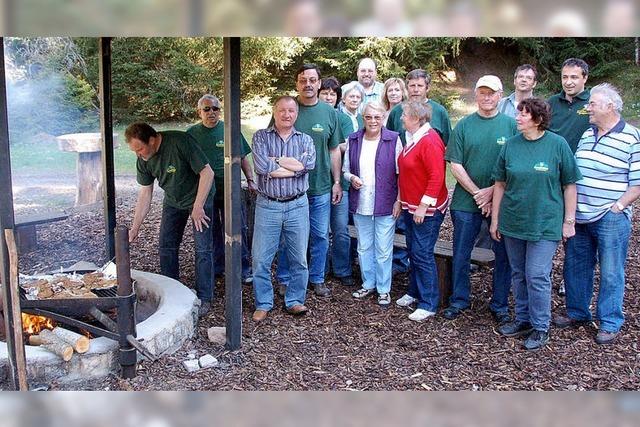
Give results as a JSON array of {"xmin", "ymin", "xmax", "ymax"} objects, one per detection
[
  {"xmin": 443, "ymin": 306, "xmax": 464, "ymax": 320},
  {"xmin": 313, "ymin": 283, "xmax": 331, "ymax": 297},
  {"xmin": 499, "ymin": 321, "xmax": 534, "ymax": 337},
  {"xmin": 523, "ymin": 330, "xmax": 549, "ymax": 351},
  {"xmin": 491, "ymin": 310, "xmax": 512, "ymax": 325},
  {"xmin": 336, "ymin": 276, "xmax": 353, "ymax": 286},
  {"xmin": 595, "ymin": 330, "xmax": 619, "ymax": 345},
  {"xmin": 198, "ymin": 301, "xmax": 211, "ymax": 317},
  {"xmin": 553, "ymin": 313, "xmax": 590, "ymax": 329}
]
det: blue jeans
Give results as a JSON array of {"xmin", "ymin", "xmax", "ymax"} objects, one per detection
[
  {"xmin": 404, "ymin": 209, "xmax": 445, "ymax": 312},
  {"xmin": 326, "ymin": 192, "xmax": 352, "ymax": 278},
  {"xmin": 159, "ymin": 196, "xmax": 214, "ymax": 302},
  {"xmin": 503, "ymin": 236, "xmax": 558, "ymax": 332},
  {"xmin": 563, "ymin": 210, "xmax": 631, "ymax": 333},
  {"xmin": 252, "ymin": 194, "xmax": 309, "ymax": 311},
  {"xmin": 211, "ymin": 196, "xmax": 252, "ymax": 278},
  {"xmin": 353, "ymin": 213, "xmax": 396, "ymax": 294},
  {"xmin": 277, "ymin": 192, "xmax": 331, "ymax": 285},
  {"xmin": 392, "ymin": 213, "xmax": 410, "ymax": 273},
  {"xmin": 450, "ymin": 210, "xmax": 512, "ymax": 313}
]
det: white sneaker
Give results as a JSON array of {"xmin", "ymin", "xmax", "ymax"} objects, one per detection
[
  {"xmin": 408, "ymin": 308, "xmax": 436, "ymax": 322},
  {"xmin": 396, "ymin": 294, "xmax": 417, "ymax": 307}
]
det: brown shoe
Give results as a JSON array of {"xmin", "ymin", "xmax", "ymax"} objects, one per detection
[
  {"xmin": 286, "ymin": 304, "xmax": 308, "ymax": 315},
  {"xmin": 252, "ymin": 309, "xmax": 268, "ymax": 322}
]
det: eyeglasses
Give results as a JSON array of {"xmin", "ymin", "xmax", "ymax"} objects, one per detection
[
  {"xmin": 201, "ymin": 106, "xmax": 220, "ymax": 112},
  {"xmin": 363, "ymin": 115, "xmax": 383, "ymax": 121},
  {"xmin": 297, "ymin": 78, "xmax": 318, "ymax": 85}
]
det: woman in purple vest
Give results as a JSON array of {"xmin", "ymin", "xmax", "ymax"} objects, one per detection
[{"xmin": 343, "ymin": 102, "xmax": 403, "ymax": 306}]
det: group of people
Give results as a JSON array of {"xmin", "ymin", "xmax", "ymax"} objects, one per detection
[{"xmin": 124, "ymin": 56, "xmax": 639, "ymax": 351}]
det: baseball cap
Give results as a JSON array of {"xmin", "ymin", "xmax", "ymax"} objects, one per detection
[{"xmin": 475, "ymin": 75, "xmax": 503, "ymax": 91}]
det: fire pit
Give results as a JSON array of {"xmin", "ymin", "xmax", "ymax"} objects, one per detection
[{"xmin": 0, "ymin": 270, "xmax": 198, "ymax": 384}]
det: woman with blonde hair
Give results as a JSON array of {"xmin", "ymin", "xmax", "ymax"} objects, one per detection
[{"xmin": 381, "ymin": 77, "xmax": 408, "ymax": 125}]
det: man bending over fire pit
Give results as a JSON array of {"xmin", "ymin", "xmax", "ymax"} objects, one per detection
[{"xmin": 125, "ymin": 122, "xmax": 215, "ymax": 317}]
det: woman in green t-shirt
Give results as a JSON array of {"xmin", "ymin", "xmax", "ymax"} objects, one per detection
[{"xmin": 490, "ymin": 97, "xmax": 581, "ymax": 351}]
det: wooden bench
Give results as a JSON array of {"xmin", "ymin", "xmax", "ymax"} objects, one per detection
[
  {"xmin": 14, "ymin": 211, "xmax": 69, "ymax": 254},
  {"xmin": 348, "ymin": 225, "xmax": 495, "ymax": 305}
]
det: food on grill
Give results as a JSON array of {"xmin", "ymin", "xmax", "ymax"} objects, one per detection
[{"xmin": 20, "ymin": 271, "xmax": 115, "ymax": 300}]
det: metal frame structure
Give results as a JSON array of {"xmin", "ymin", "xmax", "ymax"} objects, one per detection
[{"xmin": 0, "ymin": 36, "xmax": 243, "ymax": 389}]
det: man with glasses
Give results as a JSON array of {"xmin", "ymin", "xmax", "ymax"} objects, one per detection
[
  {"xmin": 341, "ymin": 58, "xmax": 384, "ymax": 113},
  {"xmin": 498, "ymin": 64, "xmax": 537, "ymax": 118},
  {"xmin": 126, "ymin": 122, "xmax": 215, "ymax": 317},
  {"xmin": 187, "ymin": 94, "xmax": 256, "ymax": 286},
  {"xmin": 276, "ymin": 64, "xmax": 343, "ymax": 298},
  {"xmin": 443, "ymin": 75, "xmax": 517, "ymax": 324}
]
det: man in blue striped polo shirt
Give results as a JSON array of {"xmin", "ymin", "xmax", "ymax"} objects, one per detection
[
  {"xmin": 555, "ymin": 83, "xmax": 640, "ymax": 345},
  {"xmin": 251, "ymin": 96, "xmax": 317, "ymax": 322}
]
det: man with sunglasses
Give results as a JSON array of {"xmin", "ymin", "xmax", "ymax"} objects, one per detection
[{"xmin": 187, "ymin": 94, "xmax": 256, "ymax": 286}]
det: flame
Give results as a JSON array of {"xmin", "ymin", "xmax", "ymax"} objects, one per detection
[{"xmin": 21, "ymin": 313, "xmax": 56, "ymax": 335}]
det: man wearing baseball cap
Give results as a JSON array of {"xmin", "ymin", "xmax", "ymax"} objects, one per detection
[{"xmin": 443, "ymin": 75, "xmax": 518, "ymax": 324}]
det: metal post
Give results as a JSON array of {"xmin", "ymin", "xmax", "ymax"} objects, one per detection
[
  {"xmin": 115, "ymin": 225, "xmax": 136, "ymax": 378},
  {"xmin": 223, "ymin": 37, "xmax": 242, "ymax": 350},
  {"xmin": 0, "ymin": 37, "xmax": 28, "ymax": 390},
  {"xmin": 99, "ymin": 37, "xmax": 116, "ymax": 261}
]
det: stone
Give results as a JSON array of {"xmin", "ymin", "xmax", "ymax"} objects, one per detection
[
  {"xmin": 199, "ymin": 354, "xmax": 219, "ymax": 369},
  {"xmin": 207, "ymin": 327, "xmax": 226, "ymax": 345},
  {"xmin": 182, "ymin": 359, "xmax": 200, "ymax": 373}
]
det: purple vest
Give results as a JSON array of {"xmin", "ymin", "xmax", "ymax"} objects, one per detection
[{"xmin": 347, "ymin": 127, "xmax": 399, "ymax": 216}]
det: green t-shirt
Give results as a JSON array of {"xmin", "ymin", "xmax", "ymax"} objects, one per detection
[
  {"xmin": 386, "ymin": 99, "xmax": 452, "ymax": 146},
  {"xmin": 445, "ymin": 112, "xmax": 517, "ymax": 212},
  {"xmin": 295, "ymin": 100, "xmax": 341, "ymax": 195},
  {"xmin": 136, "ymin": 130, "xmax": 211, "ymax": 210},
  {"xmin": 492, "ymin": 131, "xmax": 582, "ymax": 241},
  {"xmin": 186, "ymin": 120, "xmax": 251, "ymax": 195},
  {"xmin": 547, "ymin": 89, "xmax": 590, "ymax": 153},
  {"xmin": 338, "ymin": 111, "xmax": 353, "ymax": 191}
]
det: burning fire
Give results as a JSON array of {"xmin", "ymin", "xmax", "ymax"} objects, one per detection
[{"xmin": 21, "ymin": 313, "xmax": 56, "ymax": 335}]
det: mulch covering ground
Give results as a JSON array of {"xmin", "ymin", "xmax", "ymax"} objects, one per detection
[{"xmin": 11, "ymin": 184, "xmax": 640, "ymax": 391}]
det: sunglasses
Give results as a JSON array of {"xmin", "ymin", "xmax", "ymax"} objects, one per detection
[{"xmin": 201, "ymin": 106, "xmax": 220, "ymax": 112}]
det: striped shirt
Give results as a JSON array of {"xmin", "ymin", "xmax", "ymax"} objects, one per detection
[
  {"xmin": 252, "ymin": 126, "xmax": 316, "ymax": 199},
  {"xmin": 575, "ymin": 119, "xmax": 640, "ymax": 223}
]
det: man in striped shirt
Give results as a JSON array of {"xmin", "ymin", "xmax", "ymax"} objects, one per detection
[
  {"xmin": 251, "ymin": 96, "xmax": 317, "ymax": 322},
  {"xmin": 555, "ymin": 83, "xmax": 640, "ymax": 345}
]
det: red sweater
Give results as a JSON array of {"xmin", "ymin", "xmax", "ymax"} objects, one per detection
[{"xmin": 398, "ymin": 129, "xmax": 449, "ymax": 215}]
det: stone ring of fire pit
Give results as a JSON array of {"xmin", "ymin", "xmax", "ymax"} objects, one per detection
[{"xmin": 0, "ymin": 270, "xmax": 198, "ymax": 384}]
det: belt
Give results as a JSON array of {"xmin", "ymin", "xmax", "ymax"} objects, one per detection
[{"xmin": 264, "ymin": 192, "xmax": 305, "ymax": 203}]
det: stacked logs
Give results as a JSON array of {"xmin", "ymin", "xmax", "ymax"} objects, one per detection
[{"xmin": 28, "ymin": 327, "xmax": 90, "ymax": 361}]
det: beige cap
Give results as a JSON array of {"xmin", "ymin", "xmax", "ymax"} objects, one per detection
[{"xmin": 475, "ymin": 75, "xmax": 503, "ymax": 92}]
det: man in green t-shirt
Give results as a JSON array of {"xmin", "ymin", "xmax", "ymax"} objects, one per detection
[
  {"xmin": 126, "ymin": 122, "xmax": 215, "ymax": 317},
  {"xmin": 443, "ymin": 75, "xmax": 517, "ymax": 324},
  {"xmin": 276, "ymin": 63, "xmax": 343, "ymax": 298},
  {"xmin": 187, "ymin": 94, "xmax": 256, "ymax": 284}
]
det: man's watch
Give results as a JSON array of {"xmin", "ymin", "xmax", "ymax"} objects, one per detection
[
  {"xmin": 275, "ymin": 157, "xmax": 280, "ymax": 165},
  {"xmin": 564, "ymin": 218, "xmax": 575, "ymax": 225}
]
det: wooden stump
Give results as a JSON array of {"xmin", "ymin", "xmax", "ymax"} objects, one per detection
[{"xmin": 76, "ymin": 151, "xmax": 103, "ymax": 206}]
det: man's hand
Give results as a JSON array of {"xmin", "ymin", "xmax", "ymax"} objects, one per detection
[
  {"xmin": 350, "ymin": 175, "xmax": 364, "ymax": 190},
  {"xmin": 190, "ymin": 206, "xmax": 211, "ymax": 232},
  {"xmin": 129, "ymin": 228, "xmax": 139, "ymax": 243},
  {"xmin": 480, "ymin": 202, "xmax": 492, "ymax": 217},
  {"xmin": 413, "ymin": 204, "xmax": 428, "ymax": 224},
  {"xmin": 473, "ymin": 187, "xmax": 493, "ymax": 210},
  {"xmin": 247, "ymin": 179, "xmax": 258, "ymax": 193},
  {"xmin": 392, "ymin": 200, "xmax": 402, "ymax": 219},
  {"xmin": 562, "ymin": 223, "xmax": 575, "ymax": 242},
  {"xmin": 332, "ymin": 182, "xmax": 343, "ymax": 204},
  {"xmin": 489, "ymin": 220, "xmax": 501, "ymax": 241}
]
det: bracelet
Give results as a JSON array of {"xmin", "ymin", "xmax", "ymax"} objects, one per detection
[{"xmin": 564, "ymin": 218, "xmax": 575, "ymax": 225}]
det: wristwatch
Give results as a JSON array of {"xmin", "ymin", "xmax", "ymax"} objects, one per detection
[
  {"xmin": 564, "ymin": 218, "xmax": 575, "ymax": 225},
  {"xmin": 275, "ymin": 157, "xmax": 280, "ymax": 165}
]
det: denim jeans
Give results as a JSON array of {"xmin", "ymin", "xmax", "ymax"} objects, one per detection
[
  {"xmin": 211, "ymin": 195, "xmax": 252, "ymax": 278},
  {"xmin": 503, "ymin": 236, "xmax": 558, "ymax": 332},
  {"xmin": 404, "ymin": 209, "xmax": 445, "ymax": 312},
  {"xmin": 353, "ymin": 213, "xmax": 396, "ymax": 294},
  {"xmin": 450, "ymin": 210, "xmax": 512, "ymax": 313},
  {"xmin": 159, "ymin": 196, "xmax": 214, "ymax": 302},
  {"xmin": 252, "ymin": 194, "xmax": 309, "ymax": 311},
  {"xmin": 563, "ymin": 210, "xmax": 631, "ymax": 333},
  {"xmin": 326, "ymin": 191, "xmax": 352, "ymax": 278},
  {"xmin": 277, "ymin": 192, "xmax": 331, "ymax": 285},
  {"xmin": 392, "ymin": 213, "xmax": 410, "ymax": 273}
]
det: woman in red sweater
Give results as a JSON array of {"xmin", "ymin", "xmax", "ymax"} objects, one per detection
[{"xmin": 395, "ymin": 100, "xmax": 450, "ymax": 322}]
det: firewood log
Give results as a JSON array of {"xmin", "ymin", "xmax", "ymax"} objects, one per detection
[
  {"xmin": 51, "ymin": 327, "xmax": 90, "ymax": 353},
  {"xmin": 33, "ymin": 329, "xmax": 74, "ymax": 361}
]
